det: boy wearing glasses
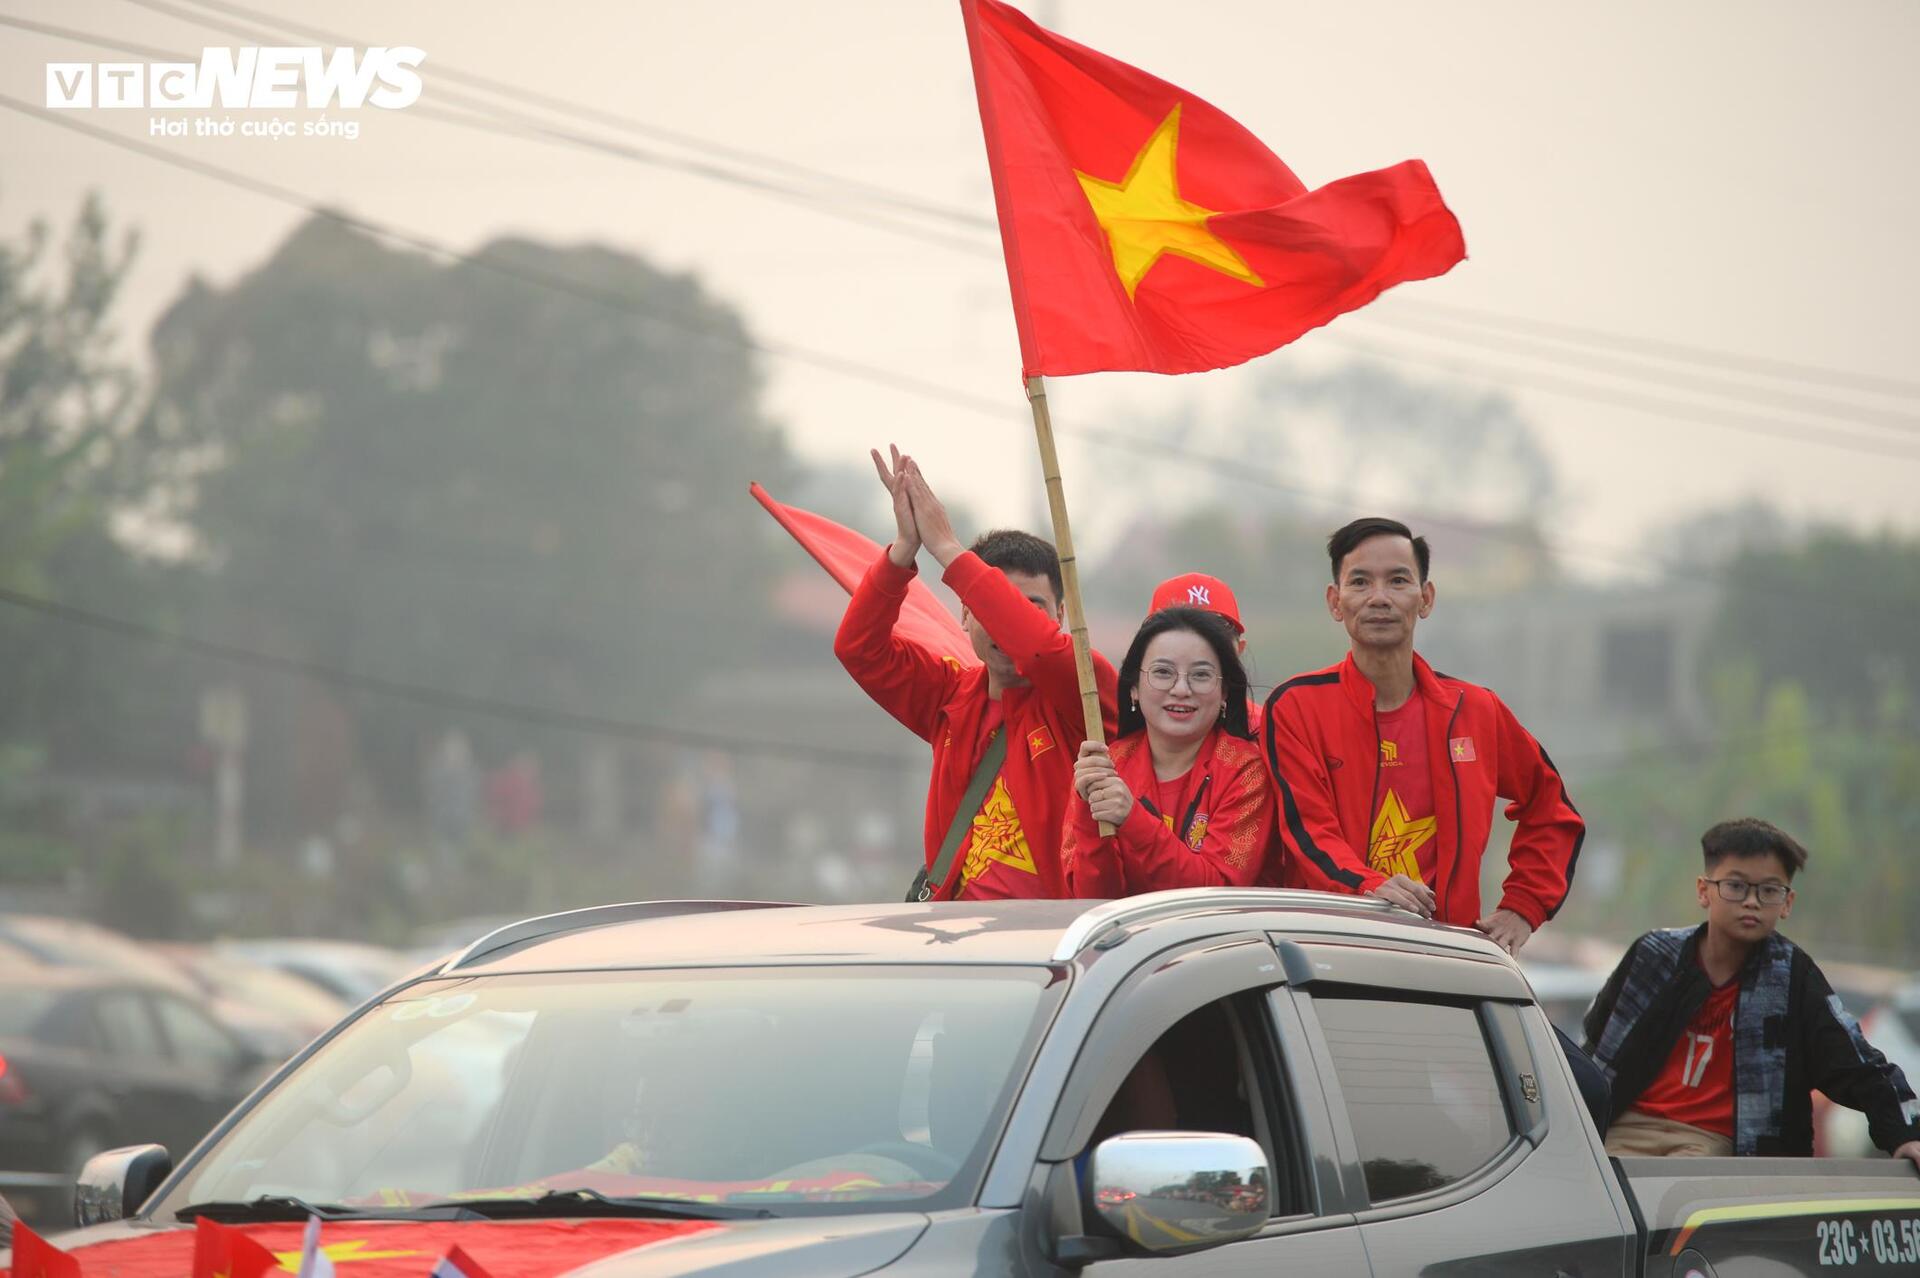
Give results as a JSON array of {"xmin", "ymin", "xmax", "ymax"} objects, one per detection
[{"xmin": 1583, "ymin": 818, "xmax": 1920, "ymax": 1163}]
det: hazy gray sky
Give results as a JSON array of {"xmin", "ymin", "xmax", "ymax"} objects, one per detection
[{"xmin": 6, "ymin": 0, "xmax": 1918, "ymax": 577}]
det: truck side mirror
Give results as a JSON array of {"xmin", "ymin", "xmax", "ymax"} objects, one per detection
[
  {"xmin": 1083, "ymin": 1131, "xmax": 1269, "ymax": 1256},
  {"xmin": 74, "ymin": 1145, "xmax": 172, "ymax": 1227}
]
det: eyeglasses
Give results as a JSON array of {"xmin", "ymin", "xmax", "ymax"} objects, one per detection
[
  {"xmin": 1143, "ymin": 662, "xmax": 1219, "ymax": 694},
  {"xmin": 1703, "ymin": 877, "xmax": 1790, "ymax": 906}
]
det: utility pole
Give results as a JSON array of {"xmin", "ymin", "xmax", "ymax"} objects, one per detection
[{"xmin": 199, "ymin": 685, "xmax": 248, "ymax": 867}]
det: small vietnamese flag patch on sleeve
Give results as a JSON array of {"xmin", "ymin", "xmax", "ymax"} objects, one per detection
[
  {"xmin": 1449, "ymin": 737, "xmax": 1477, "ymax": 763},
  {"xmin": 1028, "ymin": 726, "xmax": 1054, "ymax": 758}
]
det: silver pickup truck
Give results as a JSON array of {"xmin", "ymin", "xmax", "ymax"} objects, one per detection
[{"xmin": 26, "ymin": 891, "xmax": 1920, "ymax": 1276}]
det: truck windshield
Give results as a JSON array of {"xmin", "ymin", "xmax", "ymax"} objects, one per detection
[{"xmin": 158, "ymin": 965, "xmax": 1060, "ymax": 1217}]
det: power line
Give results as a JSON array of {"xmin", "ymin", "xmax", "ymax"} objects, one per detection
[
  {"xmin": 1397, "ymin": 297, "xmax": 1920, "ymax": 401},
  {"xmin": 0, "ymin": 12, "xmax": 187, "ymax": 61},
  {"xmin": 1390, "ymin": 298, "xmax": 1920, "ymax": 401},
  {"xmin": 0, "ymin": 93, "xmax": 1016, "ymax": 424},
  {"xmin": 0, "ymin": 89, "xmax": 1839, "ymax": 597},
  {"xmin": 34, "ymin": 14, "xmax": 1916, "ymax": 464},
  {"xmin": 25, "ymin": 5, "xmax": 1000, "ymax": 260},
  {"xmin": 76, "ymin": 0, "xmax": 1920, "ymax": 409},
  {"xmin": 1312, "ymin": 332, "xmax": 1920, "ymax": 464},
  {"xmin": 162, "ymin": 0, "xmax": 998, "ymax": 234},
  {"xmin": 1350, "ymin": 309, "xmax": 1920, "ymax": 438},
  {"xmin": 152, "ymin": 0, "xmax": 1920, "ymax": 406},
  {"xmin": 0, "ymin": 585, "xmax": 914, "ymax": 773}
]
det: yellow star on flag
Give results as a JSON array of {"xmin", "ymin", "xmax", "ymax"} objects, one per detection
[
  {"xmin": 1368, "ymin": 789, "xmax": 1437, "ymax": 880},
  {"xmin": 1074, "ymin": 104, "xmax": 1264, "ymax": 300},
  {"xmin": 271, "ymin": 1239, "xmax": 422, "ymax": 1270}
]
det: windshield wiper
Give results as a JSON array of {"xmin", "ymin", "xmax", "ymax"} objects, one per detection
[
  {"xmin": 177, "ymin": 1195, "xmax": 368, "ymax": 1223},
  {"xmin": 446, "ymin": 1188, "xmax": 773, "ymax": 1222}
]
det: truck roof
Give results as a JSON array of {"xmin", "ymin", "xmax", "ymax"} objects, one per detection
[{"xmin": 433, "ymin": 889, "xmax": 1513, "ymax": 976}]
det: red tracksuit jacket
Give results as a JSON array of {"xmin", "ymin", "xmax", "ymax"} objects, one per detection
[
  {"xmin": 834, "ymin": 549, "xmax": 1118, "ymax": 899},
  {"xmin": 1261, "ymin": 652, "xmax": 1583, "ymax": 927},
  {"xmin": 1064, "ymin": 726, "xmax": 1278, "ymax": 897}
]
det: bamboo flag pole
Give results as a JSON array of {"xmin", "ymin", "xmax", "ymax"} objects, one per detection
[{"xmin": 1024, "ymin": 374, "xmax": 1113, "ymax": 836}]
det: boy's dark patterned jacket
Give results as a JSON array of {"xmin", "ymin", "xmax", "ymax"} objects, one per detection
[{"xmin": 1583, "ymin": 925, "xmax": 1920, "ymax": 1156}]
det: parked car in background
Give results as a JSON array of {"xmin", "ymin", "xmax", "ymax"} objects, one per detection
[
  {"xmin": 0, "ymin": 915, "xmax": 196, "ymax": 996},
  {"xmin": 403, "ymin": 915, "xmax": 523, "ymax": 968},
  {"xmin": 153, "ymin": 945, "xmax": 349, "ymax": 1059},
  {"xmin": 0, "ymin": 968, "xmax": 268, "ymax": 1226},
  {"xmin": 1516, "ymin": 958, "xmax": 1610, "ymax": 1039},
  {"xmin": 215, "ymin": 939, "xmax": 410, "ymax": 1005}
]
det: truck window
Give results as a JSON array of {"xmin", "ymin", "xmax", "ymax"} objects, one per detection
[
  {"xmin": 1091, "ymin": 1000, "xmax": 1254, "ymax": 1144},
  {"xmin": 1311, "ymin": 996, "xmax": 1515, "ymax": 1203},
  {"xmin": 1087, "ymin": 995, "xmax": 1301, "ymax": 1217}
]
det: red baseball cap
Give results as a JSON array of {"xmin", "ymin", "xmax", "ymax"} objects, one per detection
[{"xmin": 1150, "ymin": 573, "xmax": 1244, "ymax": 634}]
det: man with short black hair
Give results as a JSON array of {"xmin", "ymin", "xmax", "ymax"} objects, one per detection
[
  {"xmin": 835, "ymin": 447, "xmax": 1116, "ymax": 900},
  {"xmin": 1262, "ymin": 516, "xmax": 1583, "ymax": 952},
  {"xmin": 1584, "ymin": 818, "xmax": 1920, "ymax": 1163}
]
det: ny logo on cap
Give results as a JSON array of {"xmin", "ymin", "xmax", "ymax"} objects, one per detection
[{"xmin": 1187, "ymin": 584, "xmax": 1211, "ymax": 605}]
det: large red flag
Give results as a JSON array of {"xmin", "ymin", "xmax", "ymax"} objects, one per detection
[
  {"xmin": 961, "ymin": 0, "xmax": 1465, "ymax": 376},
  {"xmin": 6, "ymin": 1223, "xmax": 80, "ymax": 1278},
  {"xmin": 750, "ymin": 482, "xmax": 978, "ymax": 667}
]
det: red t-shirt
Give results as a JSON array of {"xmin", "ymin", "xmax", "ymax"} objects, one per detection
[
  {"xmin": 1633, "ymin": 973, "xmax": 1739, "ymax": 1136},
  {"xmin": 955, "ymin": 702, "xmax": 1044, "ymax": 900},
  {"xmin": 1146, "ymin": 766, "xmax": 1209, "ymax": 847},
  {"xmin": 1368, "ymin": 696, "xmax": 1438, "ymax": 885}
]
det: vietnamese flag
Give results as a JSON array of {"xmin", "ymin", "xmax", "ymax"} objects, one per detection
[
  {"xmin": 751, "ymin": 482, "xmax": 979, "ymax": 667},
  {"xmin": 189, "ymin": 1216, "xmax": 279, "ymax": 1278},
  {"xmin": 6, "ymin": 1223, "xmax": 81, "ymax": 1278},
  {"xmin": 961, "ymin": 0, "xmax": 1466, "ymax": 376}
]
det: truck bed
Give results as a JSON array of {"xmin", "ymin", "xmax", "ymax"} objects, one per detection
[{"xmin": 1618, "ymin": 1156, "xmax": 1920, "ymax": 1273}]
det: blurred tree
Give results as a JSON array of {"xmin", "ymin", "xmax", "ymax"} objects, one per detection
[
  {"xmin": 1711, "ymin": 528, "xmax": 1920, "ymax": 729},
  {"xmin": 0, "ymin": 194, "xmax": 140, "ymax": 592},
  {"xmin": 142, "ymin": 215, "xmax": 793, "ymax": 830},
  {"xmin": 1253, "ymin": 359, "xmax": 1559, "ymax": 526},
  {"xmin": 1081, "ymin": 357, "xmax": 1559, "ymax": 679},
  {"xmin": 0, "ymin": 196, "xmax": 193, "ymax": 800},
  {"xmin": 1560, "ymin": 525, "xmax": 1920, "ymax": 962}
]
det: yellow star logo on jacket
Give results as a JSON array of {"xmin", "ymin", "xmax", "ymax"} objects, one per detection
[
  {"xmin": 1368, "ymin": 789, "xmax": 1436, "ymax": 880},
  {"xmin": 960, "ymin": 776, "xmax": 1037, "ymax": 885}
]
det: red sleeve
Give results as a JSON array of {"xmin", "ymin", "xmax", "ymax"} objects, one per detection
[
  {"xmin": 1107, "ymin": 747, "xmax": 1276, "ymax": 891},
  {"xmin": 1263, "ymin": 689, "xmax": 1384, "ymax": 896},
  {"xmin": 1490, "ymin": 694, "xmax": 1584, "ymax": 928},
  {"xmin": 833, "ymin": 550, "xmax": 963, "ymax": 744},
  {"xmin": 1063, "ymin": 790, "xmax": 1126, "ymax": 897},
  {"xmin": 943, "ymin": 551, "xmax": 1119, "ymax": 740}
]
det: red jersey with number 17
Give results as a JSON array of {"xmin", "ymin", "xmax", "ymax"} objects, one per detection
[{"xmin": 1633, "ymin": 973, "xmax": 1738, "ymax": 1136}]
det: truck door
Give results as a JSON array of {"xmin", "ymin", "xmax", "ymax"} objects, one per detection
[
  {"xmin": 1031, "ymin": 935, "xmax": 1372, "ymax": 1276},
  {"xmin": 1288, "ymin": 956, "xmax": 1632, "ymax": 1278}
]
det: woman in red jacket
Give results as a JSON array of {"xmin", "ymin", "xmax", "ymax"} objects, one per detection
[{"xmin": 1065, "ymin": 608, "xmax": 1277, "ymax": 896}]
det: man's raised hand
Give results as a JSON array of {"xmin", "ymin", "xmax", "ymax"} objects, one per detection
[
  {"xmin": 900, "ymin": 458, "xmax": 965, "ymax": 567},
  {"xmin": 871, "ymin": 445, "xmax": 919, "ymax": 569}
]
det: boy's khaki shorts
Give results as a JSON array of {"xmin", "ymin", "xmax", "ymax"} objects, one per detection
[{"xmin": 1604, "ymin": 1107, "xmax": 1734, "ymax": 1157}]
